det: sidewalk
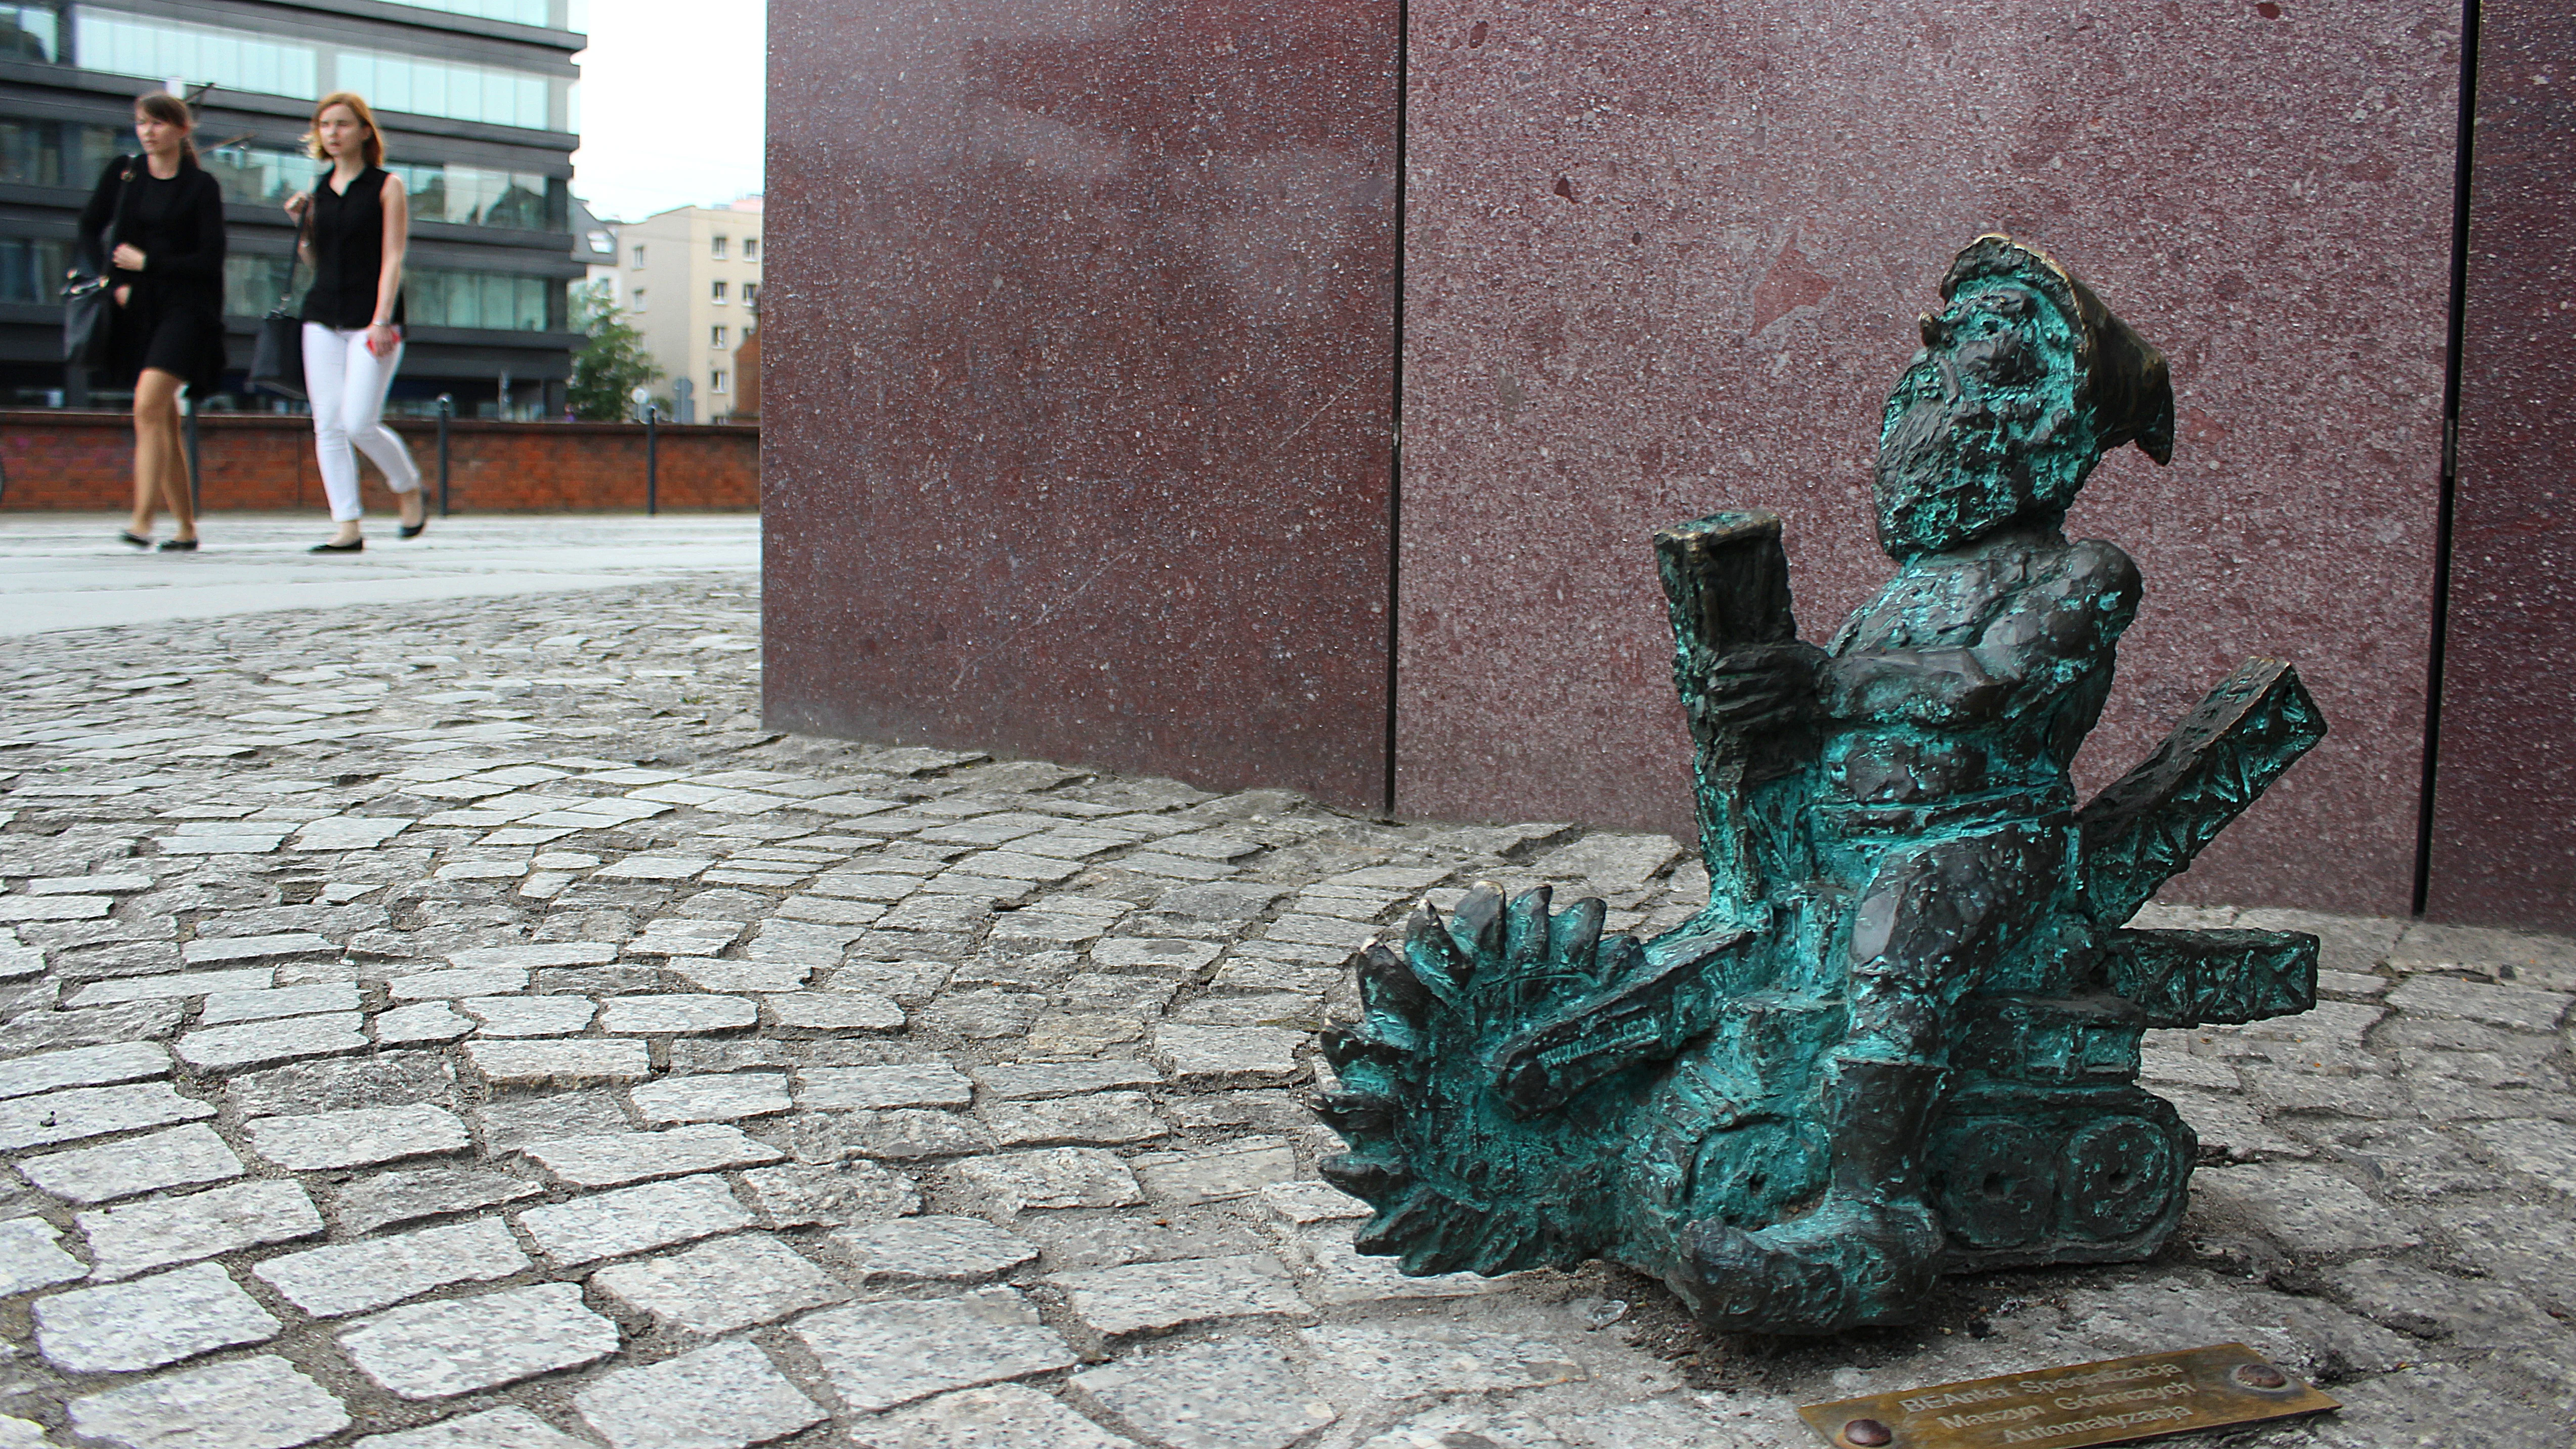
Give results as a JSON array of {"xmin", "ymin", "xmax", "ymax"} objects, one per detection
[
  {"xmin": 0, "ymin": 515, "xmax": 759, "ymax": 637},
  {"xmin": 0, "ymin": 577, "xmax": 2567, "ymax": 1448}
]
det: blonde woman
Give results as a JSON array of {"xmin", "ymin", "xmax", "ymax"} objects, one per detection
[
  {"xmin": 282, "ymin": 92, "xmax": 423, "ymax": 552},
  {"xmin": 78, "ymin": 93, "xmax": 223, "ymax": 551}
]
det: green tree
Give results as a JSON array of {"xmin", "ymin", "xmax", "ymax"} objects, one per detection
[{"xmin": 567, "ymin": 280, "xmax": 662, "ymax": 421}]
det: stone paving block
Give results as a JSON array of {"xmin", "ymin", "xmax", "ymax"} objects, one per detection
[
  {"xmin": 292, "ymin": 816, "xmax": 409, "ymax": 851},
  {"xmin": 339, "ymin": 1282, "xmax": 621, "ymax": 1399},
  {"xmin": 596, "ymin": 993, "xmax": 756, "ymax": 1034},
  {"xmin": 738, "ymin": 1159, "xmax": 921, "ymax": 1227},
  {"xmin": 1050, "ymin": 1253, "xmax": 1308, "ymax": 1337},
  {"xmin": 78, "ymin": 1177, "xmax": 324, "ymax": 1279},
  {"xmin": 355, "ymin": 1408, "xmax": 588, "ymax": 1449},
  {"xmin": 1133, "ymin": 1138, "xmax": 1296, "ymax": 1204},
  {"xmin": 1294, "ymin": 1223, "xmax": 1516, "ymax": 1306},
  {"xmin": 794, "ymin": 1062, "xmax": 972, "ymax": 1110},
  {"xmin": 253, "ymin": 1216, "xmax": 528, "ymax": 1317},
  {"xmin": 2058, "ymin": 1275, "xmax": 2416, "ymax": 1380},
  {"xmin": 336, "ymin": 1165, "xmax": 544, "ymax": 1235},
  {"xmin": 199, "ymin": 983, "xmax": 362, "ymax": 1025},
  {"xmin": 20, "ymin": 1122, "xmax": 244, "ymax": 1203},
  {"xmin": 970, "ymin": 1058, "xmax": 1162, "ymax": 1099},
  {"xmin": 1296, "ymin": 1320, "xmax": 1587, "ymax": 1399},
  {"xmin": 819, "ymin": 1107, "xmax": 996, "ymax": 1160},
  {"xmin": 515, "ymin": 1173, "xmax": 752, "ymax": 1264},
  {"xmin": 465, "ymin": 1037, "xmax": 649, "ymax": 1086},
  {"xmin": 69, "ymin": 967, "xmax": 274, "ymax": 1007},
  {"xmin": 1074, "ymin": 1338, "xmax": 1338, "ymax": 1449},
  {"xmin": 830, "ymin": 1215, "xmax": 1039, "ymax": 1284},
  {"xmin": 245, "ymin": 1102, "xmax": 471, "ymax": 1170},
  {"xmin": 589, "ymin": 1231, "xmax": 845, "ymax": 1334},
  {"xmin": 478, "ymin": 1090, "xmax": 633, "ymax": 1150},
  {"xmin": 955, "ymin": 1147, "xmax": 1144, "ymax": 1212},
  {"xmin": 449, "ymin": 942, "xmax": 620, "ymax": 970},
  {"xmin": 1148, "ymin": 1024, "xmax": 1305, "ymax": 1084},
  {"xmin": 670, "ymin": 959, "xmax": 810, "ymax": 993},
  {"xmin": 389, "ymin": 966, "xmax": 528, "ymax": 1000},
  {"xmin": 1260, "ymin": 1180, "xmax": 1370, "ymax": 1225},
  {"xmin": 761, "ymin": 990, "xmax": 906, "ymax": 1031},
  {"xmin": 867, "ymin": 1385, "xmax": 1134, "ymax": 1449},
  {"xmin": 0, "ymin": 1215, "xmax": 87, "ymax": 1295},
  {"xmin": 979, "ymin": 1091, "xmax": 1168, "ymax": 1147},
  {"xmin": 2189, "ymin": 1162, "xmax": 2423, "ymax": 1256},
  {"xmin": 68, "ymin": 1354, "xmax": 348, "ymax": 1449},
  {"xmin": 573, "ymin": 1338, "xmax": 825, "ymax": 1449},
  {"xmin": 2385, "ymin": 976, "xmax": 2571, "ymax": 1032},
  {"xmin": 1263, "ymin": 914, "xmax": 1380, "ymax": 950},
  {"xmin": 522, "ymin": 1123, "xmax": 783, "ymax": 1186},
  {"xmin": 622, "ymin": 918, "xmax": 745, "ymax": 956},
  {"xmin": 36, "ymin": 1261, "xmax": 280, "ymax": 1372},
  {"xmin": 374, "ymin": 1001, "xmax": 475, "ymax": 1044},
  {"xmin": 2462, "ymin": 1118, "xmax": 2576, "ymax": 1195},
  {"xmin": 229, "ymin": 1050, "xmax": 453, "ymax": 1117},
  {"xmin": 630, "ymin": 1070, "xmax": 792, "ymax": 1123},
  {"xmin": 2324, "ymin": 1257, "xmax": 2572, "ymax": 1346},
  {"xmin": 461, "ymin": 995, "xmax": 596, "ymax": 1037},
  {"xmin": 1090, "ymin": 938, "xmax": 1223, "ymax": 975},
  {"xmin": 175, "ymin": 1013, "xmax": 369, "ymax": 1071},
  {"xmin": 791, "ymin": 1288, "xmax": 1078, "ymax": 1412},
  {"xmin": 1115, "ymin": 854, "xmax": 1234, "ymax": 882},
  {"xmin": 180, "ymin": 934, "xmax": 336, "ymax": 966},
  {"xmin": 0, "ymin": 894, "xmax": 111, "ymax": 922}
]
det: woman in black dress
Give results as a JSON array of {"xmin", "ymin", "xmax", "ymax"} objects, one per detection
[{"xmin": 77, "ymin": 92, "xmax": 225, "ymax": 551}]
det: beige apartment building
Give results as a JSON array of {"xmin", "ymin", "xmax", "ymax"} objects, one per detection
[{"xmin": 610, "ymin": 200, "xmax": 761, "ymax": 421}]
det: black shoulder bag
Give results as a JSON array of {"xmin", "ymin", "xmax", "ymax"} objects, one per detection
[
  {"xmin": 248, "ymin": 200, "xmax": 309, "ymax": 399},
  {"xmin": 61, "ymin": 159, "xmax": 136, "ymax": 368}
]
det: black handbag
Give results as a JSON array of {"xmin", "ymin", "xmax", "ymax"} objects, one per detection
[
  {"xmin": 248, "ymin": 206, "xmax": 309, "ymax": 399},
  {"xmin": 60, "ymin": 159, "xmax": 135, "ymax": 368}
]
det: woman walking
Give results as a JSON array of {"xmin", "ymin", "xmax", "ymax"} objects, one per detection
[
  {"xmin": 78, "ymin": 92, "xmax": 224, "ymax": 551},
  {"xmin": 285, "ymin": 92, "xmax": 423, "ymax": 552}
]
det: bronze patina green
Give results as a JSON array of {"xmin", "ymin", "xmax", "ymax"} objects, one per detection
[{"xmin": 1318, "ymin": 236, "xmax": 2327, "ymax": 1336}]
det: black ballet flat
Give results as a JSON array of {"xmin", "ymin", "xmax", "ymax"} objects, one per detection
[
  {"xmin": 158, "ymin": 537, "xmax": 198, "ymax": 552},
  {"xmin": 398, "ymin": 520, "xmax": 426, "ymax": 539},
  {"xmin": 118, "ymin": 530, "xmax": 152, "ymax": 549},
  {"xmin": 309, "ymin": 538, "xmax": 364, "ymax": 553}
]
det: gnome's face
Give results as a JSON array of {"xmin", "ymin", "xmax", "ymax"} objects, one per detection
[{"xmin": 1873, "ymin": 280, "xmax": 2100, "ymax": 559}]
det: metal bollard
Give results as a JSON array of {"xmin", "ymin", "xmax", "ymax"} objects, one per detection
[
  {"xmin": 645, "ymin": 404, "xmax": 659, "ymax": 516},
  {"xmin": 185, "ymin": 395, "xmax": 201, "ymax": 513},
  {"xmin": 436, "ymin": 394, "xmax": 452, "ymax": 518}
]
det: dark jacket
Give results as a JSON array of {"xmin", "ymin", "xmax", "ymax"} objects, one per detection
[{"xmin": 77, "ymin": 153, "xmax": 227, "ymax": 391}]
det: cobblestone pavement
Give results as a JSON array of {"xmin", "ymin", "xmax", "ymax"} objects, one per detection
[{"xmin": 0, "ymin": 578, "xmax": 2569, "ymax": 1449}]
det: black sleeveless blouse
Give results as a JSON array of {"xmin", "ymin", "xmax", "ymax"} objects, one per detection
[{"xmin": 300, "ymin": 165, "xmax": 407, "ymax": 329}]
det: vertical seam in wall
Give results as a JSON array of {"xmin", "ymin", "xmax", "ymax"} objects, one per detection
[
  {"xmin": 1383, "ymin": 0, "xmax": 1410, "ymax": 817},
  {"xmin": 2416, "ymin": 0, "xmax": 2482, "ymax": 917}
]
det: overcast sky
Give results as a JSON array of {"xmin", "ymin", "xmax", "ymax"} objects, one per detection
[{"xmin": 569, "ymin": 4, "xmax": 766, "ymax": 222}]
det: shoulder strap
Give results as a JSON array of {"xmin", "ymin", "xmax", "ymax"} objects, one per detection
[
  {"xmin": 100, "ymin": 158, "xmax": 137, "ymax": 261},
  {"xmin": 275, "ymin": 202, "xmax": 310, "ymax": 309}
]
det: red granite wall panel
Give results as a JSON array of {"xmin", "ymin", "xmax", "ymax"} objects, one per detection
[
  {"xmin": 2425, "ymin": 1, "xmax": 2576, "ymax": 932},
  {"xmin": 761, "ymin": 0, "xmax": 1401, "ymax": 810},
  {"xmin": 1394, "ymin": 1, "xmax": 2460, "ymax": 915},
  {"xmin": 0, "ymin": 413, "xmax": 757, "ymax": 513}
]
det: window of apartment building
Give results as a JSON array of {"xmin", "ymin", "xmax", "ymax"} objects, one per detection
[
  {"xmin": 77, "ymin": 9, "xmax": 320, "ymax": 98},
  {"xmin": 712, "ymin": 369, "xmax": 729, "ymax": 393},
  {"xmin": 742, "ymin": 282, "xmax": 759, "ymax": 310},
  {"xmin": 631, "ymin": 288, "xmax": 646, "ymax": 312},
  {"xmin": 743, "ymin": 238, "xmax": 759, "ymax": 262},
  {"xmin": 631, "ymin": 244, "xmax": 646, "ymax": 268},
  {"xmin": 711, "ymin": 236, "xmax": 727, "ymax": 259},
  {"xmin": 711, "ymin": 280, "xmax": 727, "ymax": 303},
  {"xmin": 2, "ymin": 6, "xmax": 59, "ymax": 62},
  {"xmin": 710, "ymin": 325, "xmax": 726, "ymax": 348}
]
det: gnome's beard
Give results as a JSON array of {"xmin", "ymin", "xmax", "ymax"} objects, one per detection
[{"xmin": 1874, "ymin": 390, "xmax": 2089, "ymax": 558}]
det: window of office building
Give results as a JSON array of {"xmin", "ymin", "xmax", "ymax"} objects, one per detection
[
  {"xmin": 406, "ymin": 269, "xmax": 554, "ymax": 330},
  {"xmin": 710, "ymin": 280, "xmax": 726, "ymax": 303},
  {"xmin": 386, "ymin": 0, "xmax": 551, "ymax": 24},
  {"xmin": 204, "ymin": 143, "xmax": 321, "ymax": 208},
  {"xmin": 710, "ymin": 325, "xmax": 726, "ymax": 348},
  {"xmin": 387, "ymin": 162, "xmax": 555, "ymax": 229},
  {"xmin": 743, "ymin": 237, "xmax": 758, "ymax": 262},
  {"xmin": 0, "ymin": 237, "xmax": 69, "ymax": 304},
  {"xmin": 0, "ymin": 117, "xmax": 64, "ymax": 187},
  {"xmin": 335, "ymin": 50, "xmax": 551, "ymax": 130},
  {"xmin": 78, "ymin": 10, "xmax": 318, "ymax": 99},
  {"xmin": 2, "ymin": 5, "xmax": 57, "ymax": 62},
  {"xmin": 223, "ymin": 254, "xmax": 295, "ymax": 317},
  {"xmin": 711, "ymin": 235, "xmax": 726, "ymax": 259}
]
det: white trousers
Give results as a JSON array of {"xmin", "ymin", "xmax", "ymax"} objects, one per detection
[{"xmin": 303, "ymin": 323, "xmax": 420, "ymax": 522}]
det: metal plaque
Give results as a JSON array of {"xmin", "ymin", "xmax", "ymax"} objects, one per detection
[{"xmin": 1797, "ymin": 1343, "xmax": 2338, "ymax": 1449}]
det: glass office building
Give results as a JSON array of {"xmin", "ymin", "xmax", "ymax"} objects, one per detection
[{"xmin": 0, "ymin": 1, "xmax": 583, "ymax": 414}]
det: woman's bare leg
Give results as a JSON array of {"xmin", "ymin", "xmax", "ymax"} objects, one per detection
[
  {"xmin": 136, "ymin": 372, "xmax": 198, "ymax": 541},
  {"xmin": 127, "ymin": 379, "xmax": 164, "ymax": 537}
]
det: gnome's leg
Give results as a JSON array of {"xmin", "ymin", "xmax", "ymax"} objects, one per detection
[{"xmin": 1672, "ymin": 826, "xmax": 2057, "ymax": 1332}]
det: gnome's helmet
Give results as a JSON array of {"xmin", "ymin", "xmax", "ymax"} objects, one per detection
[{"xmin": 1873, "ymin": 235, "xmax": 2175, "ymax": 560}]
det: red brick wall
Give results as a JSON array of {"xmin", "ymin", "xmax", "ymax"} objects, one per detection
[{"xmin": 0, "ymin": 411, "xmax": 758, "ymax": 513}]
